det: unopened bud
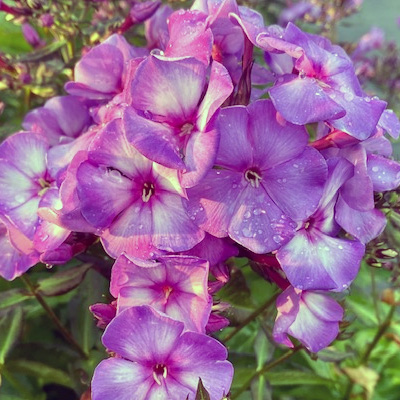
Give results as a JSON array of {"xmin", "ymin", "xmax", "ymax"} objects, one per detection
[
  {"xmin": 381, "ymin": 288, "xmax": 395, "ymax": 305},
  {"xmin": 375, "ymin": 248, "xmax": 398, "ymax": 259}
]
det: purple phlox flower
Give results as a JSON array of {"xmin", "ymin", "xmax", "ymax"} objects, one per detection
[
  {"xmin": 75, "ymin": 119, "xmax": 204, "ymax": 259},
  {"xmin": 187, "ymin": 99, "xmax": 327, "ymax": 254},
  {"xmin": 65, "ymin": 34, "xmax": 147, "ymax": 101},
  {"xmin": 90, "ymin": 301, "xmax": 117, "ymax": 329},
  {"xmin": 352, "ymin": 27, "xmax": 385, "ymax": 59},
  {"xmin": 23, "ymin": 95, "xmax": 92, "ymax": 146},
  {"xmin": 110, "ymin": 254, "xmax": 211, "ymax": 332},
  {"xmin": 91, "ymin": 306, "xmax": 233, "ymax": 400},
  {"xmin": 278, "ymin": 1, "xmax": 320, "ymax": 26},
  {"xmin": 273, "ymin": 286, "xmax": 343, "ymax": 353},
  {"xmin": 0, "ymin": 132, "xmax": 52, "ymax": 239},
  {"xmin": 322, "ymin": 140, "xmax": 400, "ymax": 243},
  {"xmin": 277, "ymin": 158, "xmax": 365, "ymax": 292},
  {"xmin": 181, "ymin": 232, "xmax": 238, "ymax": 267},
  {"xmin": 130, "ymin": 0, "xmax": 161, "ymax": 24},
  {"xmin": 256, "ymin": 23, "xmax": 387, "ymax": 140},
  {"xmin": 144, "ymin": 4, "xmax": 173, "ymax": 50},
  {"xmin": 163, "ymin": 10, "xmax": 213, "ymax": 66},
  {"xmin": 0, "ymin": 216, "xmax": 39, "ymax": 281},
  {"xmin": 22, "ymin": 23, "xmax": 45, "ymax": 48},
  {"xmin": 123, "ymin": 54, "xmax": 233, "ymax": 188}
]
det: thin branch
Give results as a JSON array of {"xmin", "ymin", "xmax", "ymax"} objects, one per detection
[{"xmin": 20, "ymin": 275, "xmax": 88, "ymax": 359}]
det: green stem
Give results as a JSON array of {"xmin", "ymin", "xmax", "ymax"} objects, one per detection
[
  {"xmin": 342, "ymin": 305, "xmax": 396, "ymax": 399},
  {"xmin": 20, "ymin": 275, "xmax": 88, "ymax": 359},
  {"xmin": 231, "ymin": 346, "xmax": 302, "ymax": 399},
  {"xmin": 370, "ymin": 268, "xmax": 381, "ymax": 324},
  {"xmin": 222, "ymin": 292, "xmax": 279, "ymax": 344}
]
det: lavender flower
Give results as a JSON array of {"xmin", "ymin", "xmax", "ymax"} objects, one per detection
[
  {"xmin": 273, "ymin": 286, "xmax": 343, "ymax": 352},
  {"xmin": 91, "ymin": 306, "xmax": 233, "ymax": 400}
]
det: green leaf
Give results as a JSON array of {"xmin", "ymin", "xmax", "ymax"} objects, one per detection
[
  {"xmin": 16, "ymin": 40, "xmax": 67, "ymax": 62},
  {"xmin": 265, "ymin": 370, "xmax": 334, "ymax": 386},
  {"xmin": 37, "ymin": 263, "xmax": 92, "ymax": 296},
  {"xmin": 69, "ymin": 269, "xmax": 107, "ymax": 354},
  {"xmin": 252, "ymin": 332, "xmax": 273, "ymax": 400},
  {"xmin": 6, "ymin": 360, "xmax": 74, "ymax": 388},
  {"xmin": 0, "ymin": 308, "xmax": 23, "ymax": 364},
  {"xmin": 0, "ymin": 288, "xmax": 33, "ymax": 311},
  {"xmin": 217, "ymin": 268, "xmax": 254, "ymax": 309},
  {"xmin": 195, "ymin": 378, "xmax": 211, "ymax": 400}
]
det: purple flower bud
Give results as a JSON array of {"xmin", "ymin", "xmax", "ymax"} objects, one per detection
[
  {"xmin": 40, "ymin": 13, "xmax": 54, "ymax": 28},
  {"xmin": 22, "ymin": 23, "xmax": 45, "ymax": 48}
]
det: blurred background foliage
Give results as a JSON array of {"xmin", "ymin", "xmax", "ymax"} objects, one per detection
[{"xmin": 0, "ymin": 1, "xmax": 400, "ymax": 399}]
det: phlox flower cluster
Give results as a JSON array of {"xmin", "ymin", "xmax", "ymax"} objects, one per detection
[{"xmin": 1, "ymin": 0, "xmax": 400, "ymax": 399}]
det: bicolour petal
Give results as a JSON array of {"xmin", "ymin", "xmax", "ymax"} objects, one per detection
[
  {"xmin": 335, "ymin": 196, "xmax": 386, "ymax": 243},
  {"xmin": 152, "ymin": 193, "xmax": 205, "ymax": 252},
  {"xmin": 130, "ymin": 55, "xmax": 205, "ymax": 126},
  {"xmin": 196, "ymin": 61, "xmax": 234, "ymax": 131},
  {"xmin": 123, "ymin": 108, "xmax": 184, "ymax": 170},
  {"xmin": 92, "ymin": 359, "xmax": 153, "ymax": 400},
  {"xmin": 187, "ymin": 169, "xmax": 243, "ymax": 238},
  {"xmin": 0, "ymin": 219, "xmax": 39, "ymax": 280},
  {"xmin": 0, "ymin": 161, "xmax": 38, "ymax": 213},
  {"xmin": 248, "ymin": 100, "xmax": 310, "ymax": 170},
  {"xmin": 101, "ymin": 201, "xmax": 160, "ymax": 259},
  {"xmin": 269, "ymin": 77, "xmax": 345, "ymax": 125},
  {"xmin": 367, "ymin": 154, "xmax": 400, "ymax": 192},
  {"xmin": 67, "ymin": 44, "xmax": 123, "ymax": 97},
  {"xmin": 182, "ymin": 126, "xmax": 220, "ymax": 188},
  {"xmin": 288, "ymin": 292, "xmax": 342, "ymax": 352},
  {"xmin": 302, "ymin": 291, "xmax": 343, "ymax": 322},
  {"xmin": 378, "ymin": 109, "xmax": 400, "ymax": 139},
  {"xmin": 263, "ymin": 147, "xmax": 327, "ymax": 220},
  {"xmin": 102, "ymin": 306, "xmax": 183, "ymax": 363},
  {"xmin": 228, "ymin": 184, "xmax": 296, "ymax": 253},
  {"xmin": 277, "ymin": 228, "xmax": 364, "ymax": 291},
  {"xmin": 6, "ymin": 197, "xmax": 40, "ymax": 239},
  {"xmin": 77, "ymin": 161, "xmax": 134, "ymax": 229},
  {"xmin": 273, "ymin": 286, "xmax": 300, "ymax": 348},
  {"xmin": 164, "ymin": 10, "xmax": 213, "ymax": 65},
  {"xmin": 88, "ymin": 118, "xmax": 154, "ymax": 178},
  {"xmin": 170, "ymin": 331, "xmax": 233, "ymax": 400},
  {"xmin": 329, "ymin": 94, "xmax": 386, "ymax": 140}
]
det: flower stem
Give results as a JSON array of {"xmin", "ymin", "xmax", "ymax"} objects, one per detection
[
  {"xmin": 221, "ymin": 292, "xmax": 279, "ymax": 344},
  {"xmin": 20, "ymin": 275, "xmax": 88, "ymax": 359},
  {"xmin": 231, "ymin": 346, "xmax": 302, "ymax": 399}
]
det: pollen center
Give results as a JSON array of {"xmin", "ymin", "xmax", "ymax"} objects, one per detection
[
  {"xmin": 245, "ymin": 168, "xmax": 262, "ymax": 188},
  {"xmin": 142, "ymin": 182, "xmax": 155, "ymax": 202},
  {"xmin": 152, "ymin": 364, "xmax": 168, "ymax": 385},
  {"xmin": 38, "ymin": 177, "xmax": 51, "ymax": 197},
  {"xmin": 179, "ymin": 122, "xmax": 194, "ymax": 136}
]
